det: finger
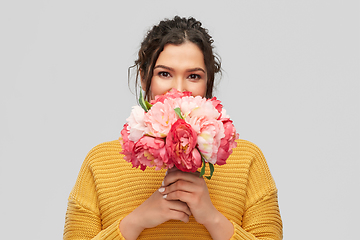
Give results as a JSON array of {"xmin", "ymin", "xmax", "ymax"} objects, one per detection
[
  {"xmin": 167, "ymin": 199, "xmax": 192, "ymax": 216},
  {"xmin": 193, "ymin": 170, "xmax": 201, "ymax": 177},
  {"xmin": 163, "ymin": 170, "xmax": 203, "ymax": 187},
  {"xmin": 167, "ymin": 167, "xmax": 179, "ymax": 174},
  {"xmin": 164, "ymin": 168, "xmax": 181, "ymax": 186},
  {"xmin": 164, "ymin": 191, "xmax": 195, "ymax": 206},
  {"xmin": 168, "ymin": 209, "xmax": 190, "ymax": 223},
  {"xmin": 160, "ymin": 179, "xmax": 198, "ymax": 195},
  {"xmin": 167, "ymin": 167, "xmax": 199, "ymax": 176}
]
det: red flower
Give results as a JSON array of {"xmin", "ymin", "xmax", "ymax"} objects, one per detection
[
  {"xmin": 133, "ymin": 136, "xmax": 172, "ymax": 170},
  {"xmin": 216, "ymin": 119, "xmax": 238, "ymax": 165},
  {"xmin": 120, "ymin": 123, "xmax": 143, "ymax": 169},
  {"xmin": 166, "ymin": 119, "xmax": 202, "ymax": 172}
]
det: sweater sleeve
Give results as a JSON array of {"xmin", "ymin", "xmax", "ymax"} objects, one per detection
[
  {"xmin": 229, "ymin": 141, "xmax": 283, "ymax": 240},
  {"xmin": 63, "ymin": 151, "xmax": 126, "ymax": 240}
]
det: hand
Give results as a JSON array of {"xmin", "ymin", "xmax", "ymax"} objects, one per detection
[
  {"xmin": 159, "ymin": 168, "xmax": 234, "ymax": 240},
  {"xmin": 120, "ymin": 183, "xmax": 191, "ymax": 240},
  {"xmin": 158, "ymin": 167, "xmax": 218, "ymax": 226}
]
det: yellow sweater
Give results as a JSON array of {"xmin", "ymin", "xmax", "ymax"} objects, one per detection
[{"xmin": 64, "ymin": 139, "xmax": 282, "ymax": 239}]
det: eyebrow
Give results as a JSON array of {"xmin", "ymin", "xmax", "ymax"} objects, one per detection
[{"xmin": 154, "ymin": 65, "xmax": 206, "ymax": 73}]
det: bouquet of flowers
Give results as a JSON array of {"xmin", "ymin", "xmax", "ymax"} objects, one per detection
[{"xmin": 120, "ymin": 89, "xmax": 238, "ymax": 179}]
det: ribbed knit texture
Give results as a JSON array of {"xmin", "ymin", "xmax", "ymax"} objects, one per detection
[{"xmin": 64, "ymin": 139, "xmax": 282, "ymax": 239}]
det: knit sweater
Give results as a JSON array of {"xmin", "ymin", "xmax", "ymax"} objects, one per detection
[{"xmin": 63, "ymin": 139, "xmax": 283, "ymax": 239}]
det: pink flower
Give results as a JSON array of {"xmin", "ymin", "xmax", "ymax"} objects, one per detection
[
  {"xmin": 220, "ymin": 108, "xmax": 230, "ymax": 120},
  {"xmin": 120, "ymin": 88, "xmax": 239, "ymax": 177},
  {"xmin": 126, "ymin": 106, "xmax": 147, "ymax": 142},
  {"xmin": 209, "ymin": 97, "xmax": 223, "ymax": 118},
  {"xmin": 174, "ymin": 95, "xmax": 205, "ymax": 118},
  {"xmin": 134, "ymin": 136, "xmax": 172, "ymax": 170},
  {"xmin": 144, "ymin": 99, "xmax": 178, "ymax": 138},
  {"xmin": 216, "ymin": 119, "xmax": 239, "ymax": 165},
  {"xmin": 187, "ymin": 97, "xmax": 220, "ymax": 120},
  {"xmin": 150, "ymin": 88, "xmax": 192, "ymax": 105},
  {"xmin": 188, "ymin": 116, "xmax": 225, "ymax": 164},
  {"xmin": 120, "ymin": 123, "xmax": 141, "ymax": 168},
  {"xmin": 166, "ymin": 119, "xmax": 202, "ymax": 172}
]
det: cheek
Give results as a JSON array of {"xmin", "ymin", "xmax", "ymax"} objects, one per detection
[
  {"xmin": 190, "ymin": 81, "xmax": 207, "ymax": 97},
  {"xmin": 150, "ymin": 77, "xmax": 168, "ymax": 99},
  {"xmin": 201, "ymin": 83, "xmax": 207, "ymax": 97}
]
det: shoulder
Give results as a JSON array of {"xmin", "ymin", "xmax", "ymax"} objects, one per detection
[
  {"xmin": 229, "ymin": 139, "xmax": 273, "ymax": 176},
  {"xmin": 234, "ymin": 139, "xmax": 262, "ymax": 151},
  {"xmin": 87, "ymin": 139, "xmax": 122, "ymax": 154},
  {"xmin": 232, "ymin": 139, "xmax": 266, "ymax": 160},
  {"xmin": 82, "ymin": 139, "xmax": 123, "ymax": 167}
]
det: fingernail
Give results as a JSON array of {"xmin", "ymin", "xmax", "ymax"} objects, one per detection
[
  {"xmin": 158, "ymin": 187, "xmax": 165, "ymax": 193},
  {"xmin": 163, "ymin": 194, "xmax": 167, "ymax": 199},
  {"xmin": 165, "ymin": 170, "xmax": 168, "ymax": 175},
  {"xmin": 162, "ymin": 181, "xmax": 164, "ymax": 186}
]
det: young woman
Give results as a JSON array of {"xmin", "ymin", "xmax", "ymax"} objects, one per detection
[{"xmin": 63, "ymin": 16, "xmax": 283, "ymax": 240}]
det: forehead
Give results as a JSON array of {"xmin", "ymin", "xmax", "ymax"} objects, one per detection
[{"xmin": 155, "ymin": 42, "xmax": 205, "ymax": 69}]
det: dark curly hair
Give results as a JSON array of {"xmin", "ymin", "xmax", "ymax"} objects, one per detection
[{"xmin": 131, "ymin": 16, "xmax": 222, "ymax": 100}]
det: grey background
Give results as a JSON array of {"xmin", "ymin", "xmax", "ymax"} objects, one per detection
[{"xmin": 0, "ymin": 0, "xmax": 359, "ymax": 239}]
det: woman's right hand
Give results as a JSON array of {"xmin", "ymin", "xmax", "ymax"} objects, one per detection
[{"xmin": 119, "ymin": 187, "xmax": 191, "ymax": 240}]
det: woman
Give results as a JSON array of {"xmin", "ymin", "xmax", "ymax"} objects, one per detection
[{"xmin": 64, "ymin": 16, "xmax": 283, "ymax": 240}]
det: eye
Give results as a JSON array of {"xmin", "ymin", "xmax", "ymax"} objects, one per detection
[
  {"xmin": 188, "ymin": 74, "xmax": 201, "ymax": 80},
  {"xmin": 158, "ymin": 71, "xmax": 171, "ymax": 78}
]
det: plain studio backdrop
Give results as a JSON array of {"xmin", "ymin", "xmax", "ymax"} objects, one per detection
[{"xmin": 0, "ymin": 1, "xmax": 359, "ymax": 239}]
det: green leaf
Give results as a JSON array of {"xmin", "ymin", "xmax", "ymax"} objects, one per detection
[
  {"xmin": 174, "ymin": 107, "xmax": 183, "ymax": 119},
  {"xmin": 197, "ymin": 148, "xmax": 214, "ymax": 180},
  {"xmin": 199, "ymin": 157, "xmax": 206, "ymax": 178},
  {"xmin": 205, "ymin": 163, "xmax": 214, "ymax": 180},
  {"xmin": 139, "ymin": 89, "xmax": 148, "ymax": 112},
  {"xmin": 145, "ymin": 101, "xmax": 153, "ymax": 110}
]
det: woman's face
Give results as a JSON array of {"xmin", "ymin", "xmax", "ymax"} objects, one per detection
[{"xmin": 145, "ymin": 42, "xmax": 207, "ymax": 100}]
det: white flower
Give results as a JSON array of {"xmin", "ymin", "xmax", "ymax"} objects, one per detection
[{"xmin": 126, "ymin": 106, "xmax": 146, "ymax": 142}]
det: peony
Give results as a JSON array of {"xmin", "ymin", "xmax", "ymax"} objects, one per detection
[
  {"xmin": 126, "ymin": 106, "xmax": 146, "ymax": 142},
  {"xmin": 188, "ymin": 116, "xmax": 225, "ymax": 164},
  {"xmin": 187, "ymin": 97, "xmax": 220, "ymax": 120},
  {"xmin": 175, "ymin": 96, "xmax": 206, "ymax": 118},
  {"xmin": 166, "ymin": 119, "xmax": 202, "ymax": 172},
  {"xmin": 144, "ymin": 99, "xmax": 178, "ymax": 138},
  {"xmin": 120, "ymin": 123, "xmax": 139, "ymax": 168},
  {"xmin": 133, "ymin": 136, "xmax": 172, "ymax": 170},
  {"xmin": 120, "ymin": 89, "xmax": 239, "ymax": 178},
  {"xmin": 220, "ymin": 108, "xmax": 230, "ymax": 120},
  {"xmin": 209, "ymin": 97, "xmax": 223, "ymax": 118},
  {"xmin": 216, "ymin": 119, "xmax": 238, "ymax": 165},
  {"xmin": 150, "ymin": 88, "xmax": 192, "ymax": 105}
]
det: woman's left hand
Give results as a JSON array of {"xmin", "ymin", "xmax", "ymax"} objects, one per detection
[{"xmin": 158, "ymin": 167, "xmax": 217, "ymax": 226}]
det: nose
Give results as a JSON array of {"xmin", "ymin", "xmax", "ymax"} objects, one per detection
[{"xmin": 173, "ymin": 77, "xmax": 185, "ymax": 92}]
